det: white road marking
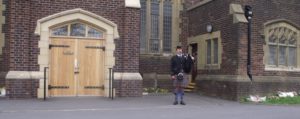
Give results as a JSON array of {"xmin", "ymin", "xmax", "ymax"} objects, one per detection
[{"xmin": 1, "ymin": 105, "xmax": 183, "ymax": 113}]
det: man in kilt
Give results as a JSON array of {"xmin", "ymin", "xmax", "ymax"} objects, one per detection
[{"xmin": 171, "ymin": 46, "xmax": 193, "ymax": 105}]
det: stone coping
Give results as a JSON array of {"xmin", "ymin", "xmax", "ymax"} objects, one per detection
[
  {"xmin": 6, "ymin": 71, "xmax": 43, "ymax": 80},
  {"xmin": 196, "ymin": 75, "xmax": 300, "ymax": 82},
  {"xmin": 114, "ymin": 72, "xmax": 143, "ymax": 80},
  {"xmin": 125, "ymin": 0, "xmax": 141, "ymax": 8}
]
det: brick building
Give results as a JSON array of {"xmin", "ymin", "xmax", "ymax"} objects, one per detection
[
  {"xmin": 141, "ymin": 0, "xmax": 300, "ymax": 100},
  {"xmin": 0, "ymin": 0, "xmax": 299, "ymax": 100},
  {"xmin": 184, "ymin": 0, "xmax": 300, "ymax": 100},
  {"xmin": 0, "ymin": 0, "xmax": 143, "ymax": 98}
]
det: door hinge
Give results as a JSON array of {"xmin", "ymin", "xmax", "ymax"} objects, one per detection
[
  {"xmin": 49, "ymin": 44, "xmax": 70, "ymax": 49},
  {"xmin": 84, "ymin": 85, "xmax": 105, "ymax": 90},
  {"xmin": 48, "ymin": 85, "xmax": 70, "ymax": 89},
  {"xmin": 85, "ymin": 46, "xmax": 105, "ymax": 51}
]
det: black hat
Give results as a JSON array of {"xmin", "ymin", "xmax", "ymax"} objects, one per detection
[{"xmin": 176, "ymin": 46, "xmax": 182, "ymax": 49}]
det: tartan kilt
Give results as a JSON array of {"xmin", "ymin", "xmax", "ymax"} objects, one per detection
[{"xmin": 173, "ymin": 73, "xmax": 189, "ymax": 88}]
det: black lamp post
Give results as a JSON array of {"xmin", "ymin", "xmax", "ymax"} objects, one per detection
[{"xmin": 245, "ymin": 5, "xmax": 253, "ymax": 81}]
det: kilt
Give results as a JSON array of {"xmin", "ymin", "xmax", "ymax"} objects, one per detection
[{"xmin": 173, "ymin": 73, "xmax": 189, "ymax": 88}]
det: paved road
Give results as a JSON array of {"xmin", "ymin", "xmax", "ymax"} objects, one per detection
[{"xmin": 1, "ymin": 94, "xmax": 300, "ymax": 119}]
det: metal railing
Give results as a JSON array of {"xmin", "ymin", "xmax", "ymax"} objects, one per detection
[
  {"xmin": 108, "ymin": 68, "xmax": 114, "ymax": 100},
  {"xmin": 44, "ymin": 67, "xmax": 49, "ymax": 101}
]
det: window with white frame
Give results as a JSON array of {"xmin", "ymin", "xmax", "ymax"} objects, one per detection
[
  {"xmin": 266, "ymin": 23, "xmax": 298, "ymax": 68},
  {"xmin": 140, "ymin": 0, "xmax": 173, "ymax": 54}
]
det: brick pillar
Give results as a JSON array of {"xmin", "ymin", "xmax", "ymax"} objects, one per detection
[{"xmin": 113, "ymin": 4, "xmax": 143, "ymax": 97}]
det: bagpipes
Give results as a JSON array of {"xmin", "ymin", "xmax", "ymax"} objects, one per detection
[
  {"xmin": 182, "ymin": 53, "xmax": 194, "ymax": 74},
  {"xmin": 176, "ymin": 72, "xmax": 184, "ymax": 82}
]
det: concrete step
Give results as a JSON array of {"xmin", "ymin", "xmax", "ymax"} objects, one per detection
[
  {"xmin": 189, "ymin": 83, "xmax": 196, "ymax": 86},
  {"xmin": 184, "ymin": 89, "xmax": 193, "ymax": 92},
  {"xmin": 185, "ymin": 86, "xmax": 195, "ymax": 89}
]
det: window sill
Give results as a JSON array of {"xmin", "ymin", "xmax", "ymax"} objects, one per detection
[
  {"xmin": 140, "ymin": 53, "xmax": 173, "ymax": 57},
  {"xmin": 204, "ymin": 64, "xmax": 220, "ymax": 70},
  {"xmin": 265, "ymin": 66, "xmax": 300, "ymax": 72}
]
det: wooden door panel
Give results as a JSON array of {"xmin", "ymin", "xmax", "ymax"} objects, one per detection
[
  {"xmin": 50, "ymin": 38, "xmax": 75, "ymax": 96},
  {"xmin": 77, "ymin": 39, "xmax": 105, "ymax": 96}
]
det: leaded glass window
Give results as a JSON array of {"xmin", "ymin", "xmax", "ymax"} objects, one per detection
[
  {"xmin": 206, "ymin": 38, "xmax": 219, "ymax": 65},
  {"xmin": 268, "ymin": 45, "xmax": 277, "ymax": 65},
  {"xmin": 51, "ymin": 22, "xmax": 104, "ymax": 39},
  {"xmin": 70, "ymin": 23, "xmax": 86, "ymax": 37},
  {"xmin": 51, "ymin": 25, "xmax": 68, "ymax": 36},
  {"xmin": 267, "ymin": 25, "xmax": 298, "ymax": 67},
  {"xmin": 150, "ymin": 0, "xmax": 160, "ymax": 53},
  {"xmin": 140, "ymin": 0, "xmax": 147, "ymax": 53},
  {"xmin": 163, "ymin": 0, "xmax": 172, "ymax": 52},
  {"xmin": 139, "ymin": 0, "xmax": 174, "ymax": 54},
  {"xmin": 87, "ymin": 26, "xmax": 103, "ymax": 38}
]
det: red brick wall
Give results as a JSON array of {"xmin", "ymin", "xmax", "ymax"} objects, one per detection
[
  {"xmin": 233, "ymin": 0, "xmax": 300, "ymax": 77},
  {"xmin": 188, "ymin": 0, "xmax": 300, "ymax": 100},
  {"xmin": 139, "ymin": 55, "xmax": 171, "ymax": 74},
  {"xmin": 0, "ymin": 0, "xmax": 8, "ymax": 87},
  {"xmin": 188, "ymin": 0, "xmax": 300, "ymax": 77},
  {"xmin": 116, "ymin": 7, "xmax": 140, "ymax": 72},
  {"xmin": 188, "ymin": 0, "xmax": 239, "ymax": 75},
  {"xmin": 114, "ymin": 80, "xmax": 142, "ymax": 97},
  {"xmin": 5, "ymin": 0, "xmax": 140, "ymax": 72},
  {"xmin": 5, "ymin": 79, "xmax": 39, "ymax": 99}
]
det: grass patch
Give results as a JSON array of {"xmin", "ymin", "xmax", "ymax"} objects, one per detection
[
  {"xmin": 143, "ymin": 88, "xmax": 169, "ymax": 93},
  {"xmin": 263, "ymin": 96, "xmax": 300, "ymax": 105}
]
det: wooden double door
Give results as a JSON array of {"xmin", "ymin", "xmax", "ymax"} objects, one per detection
[{"xmin": 49, "ymin": 38, "xmax": 105, "ymax": 96}]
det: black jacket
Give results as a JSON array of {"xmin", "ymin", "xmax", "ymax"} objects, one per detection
[
  {"xmin": 170, "ymin": 54, "xmax": 194, "ymax": 76},
  {"xmin": 171, "ymin": 55, "xmax": 184, "ymax": 76}
]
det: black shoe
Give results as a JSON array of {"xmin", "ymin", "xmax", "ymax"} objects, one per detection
[
  {"xmin": 173, "ymin": 101, "xmax": 178, "ymax": 105},
  {"xmin": 180, "ymin": 101, "xmax": 186, "ymax": 105}
]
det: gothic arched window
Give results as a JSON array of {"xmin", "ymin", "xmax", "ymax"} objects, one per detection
[{"xmin": 265, "ymin": 21, "xmax": 299, "ymax": 69}]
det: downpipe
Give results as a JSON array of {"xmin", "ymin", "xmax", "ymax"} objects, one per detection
[{"xmin": 245, "ymin": 5, "xmax": 253, "ymax": 81}]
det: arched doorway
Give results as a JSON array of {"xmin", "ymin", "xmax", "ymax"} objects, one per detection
[{"xmin": 35, "ymin": 8, "xmax": 119, "ymax": 97}]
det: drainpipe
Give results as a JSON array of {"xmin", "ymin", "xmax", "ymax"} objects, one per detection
[{"xmin": 245, "ymin": 5, "xmax": 253, "ymax": 81}]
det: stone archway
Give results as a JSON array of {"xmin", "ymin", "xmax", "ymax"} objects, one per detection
[{"xmin": 34, "ymin": 8, "xmax": 119, "ymax": 97}]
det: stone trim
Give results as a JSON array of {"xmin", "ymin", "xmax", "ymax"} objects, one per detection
[
  {"xmin": 229, "ymin": 4, "xmax": 248, "ymax": 24},
  {"xmin": 5, "ymin": 71, "xmax": 43, "ymax": 80},
  {"xmin": 265, "ymin": 67, "xmax": 300, "ymax": 72},
  {"xmin": 125, "ymin": 0, "xmax": 141, "ymax": 8},
  {"xmin": 35, "ymin": 8, "xmax": 119, "ymax": 39},
  {"xmin": 114, "ymin": 72, "xmax": 143, "ymax": 80},
  {"xmin": 0, "ymin": 0, "xmax": 5, "ymax": 57},
  {"xmin": 187, "ymin": 0, "xmax": 213, "ymax": 11},
  {"xmin": 188, "ymin": 31, "xmax": 222, "ymax": 70},
  {"xmin": 264, "ymin": 19, "xmax": 300, "ymax": 30}
]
